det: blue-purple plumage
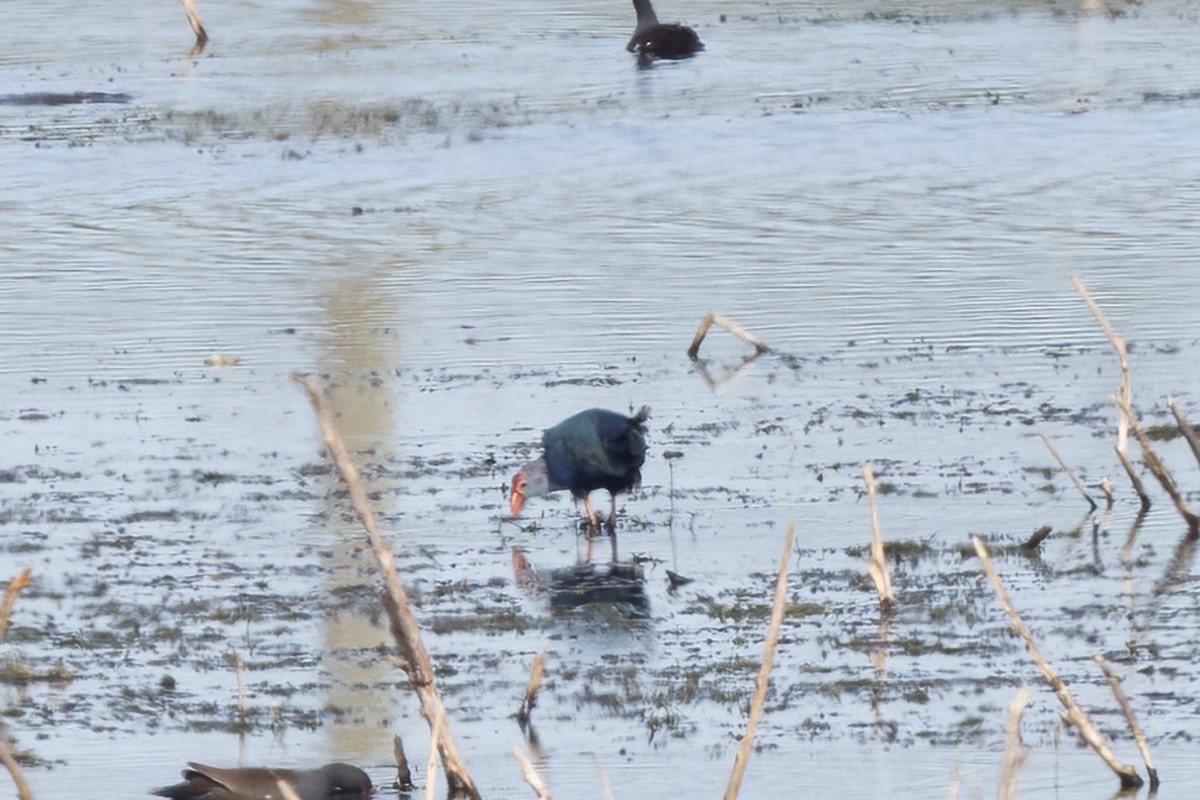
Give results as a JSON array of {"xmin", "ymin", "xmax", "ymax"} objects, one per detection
[
  {"xmin": 510, "ymin": 407, "xmax": 650, "ymax": 528},
  {"xmin": 543, "ymin": 407, "xmax": 649, "ymax": 498}
]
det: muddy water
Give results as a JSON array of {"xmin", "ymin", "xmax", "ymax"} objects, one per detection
[{"xmin": 4, "ymin": 0, "xmax": 1200, "ymax": 798}]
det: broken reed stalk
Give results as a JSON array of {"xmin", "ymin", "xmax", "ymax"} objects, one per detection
[
  {"xmin": 179, "ymin": 0, "xmax": 208, "ymax": 53},
  {"xmin": 1040, "ymin": 435, "xmax": 1097, "ymax": 511},
  {"xmin": 971, "ymin": 536, "xmax": 1143, "ymax": 789},
  {"xmin": 0, "ymin": 734, "xmax": 35, "ymax": 800},
  {"xmin": 1113, "ymin": 395, "xmax": 1200, "ymax": 536},
  {"xmin": 998, "ymin": 684, "xmax": 1031, "ymax": 800},
  {"xmin": 862, "ymin": 467, "xmax": 896, "ymax": 610},
  {"xmin": 517, "ymin": 650, "xmax": 547, "ymax": 729},
  {"xmin": 294, "ymin": 374, "xmax": 481, "ymax": 800},
  {"xmin": 512, "ymin": 746, "xmax": 551, "ymax": 800},
  {"xmin": 276, "ymin": 780, "xmax": 302, "ymax": 800},
  {"xmin": 1072, "ymin": 276, "xmax": 1150, "ymax": 507},
  {"xmin": 0, "ymin": 568, "xmax": 32, "ymax": 642},
  {"xmin": 1094, "ymin": 655, "xmax": 1158, "ymax": 790},
  {"xmin": 394, "ymin": 735, "xmax": 415, "ymax": 792},
  {"xmin": 687, "ymin": 313, "xmax": 769, "ymax": 360},
  {"xmin": 1167, "ymin": 397, "xmax": 1200, "ymax": 469},
  {"xmin": 723, "ymin": 522, "xmax": 795, "ymax": 800}
]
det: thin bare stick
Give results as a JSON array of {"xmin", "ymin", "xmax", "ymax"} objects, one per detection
[
  {"xmin": 517, "ymin": 650, "xmax": 548, "ymax": 729},
  {"xmin": 687, "ymin": 314, "xmax": 715, "ymax": 359},
  {"xmin": 1094, "ymin": 655, "xmax": 1158, "ymax": 790},
  {"xmin": 972, "ymin": 536, "xmax": 1142, "ymax": 789},
  {"xmin": 1073, "ymin": 277, "xmax": 1130, "ymax": 446},
  {"xmin": 1100, "ymin": 476, "xmax": 1115, "ymax": 509},
  {"xmin": 723, "ymin": 522, "xmax": 795, "ymax": 800},
  {"xmin": 394, "ymin": 735, "xmax": 415, "ymax": 792},
  {"xmin": 999, "ymin": 684, "xmax": 1031, "ymax": 800},
  {"xmin": 1114, "ymin": 395, "xmax": 1199, "ymax": 535},
  {"xmin": 180, "ymin": 0, "xmax": 208, "ymax": 54},
  {"xmin": 276, "ymin": 780, "xmax": 302, "ymax": 800},
  {"xmin": 1114, "ymin": 446, "xmax": 1151, "ymax": 510},
  {"xmin": 0, "ymin": 568, "xmax": 33, "ymax": 642},
  {"xmin": 0, "ymin": 733, "xmax": 35, "ymax": 800},
  {"xmin": 1168, "ymin": 397, "xmax": 1200, "ymax": 469},
  {"xmin": 1073, "ymin": 276, "xmax": 1150, "ymax": 506},
  {"xmin": 1041, "ymin": 435, "xmax": 1098, "ymax": 511},
  {"xmin": 862, "ymin": 467, "xmax": 896, "ymax": 610},
  {"xmin": 294, "ymin": 374, "xmax": 480, "ymax": 800},
  {"xmin": 593, "ymin": 755, "xmax": 615, "ymax": 800},
  {"xmin": 512, "ymin": 746, "xmax": 551, "ymax": 800},
  {"xmin": 688, "ymin": 313, "xmax": 769, "ymax": 360},
  {"xmin": 425, "ymin": 711, "xmax": 443, "ymax": 800}
]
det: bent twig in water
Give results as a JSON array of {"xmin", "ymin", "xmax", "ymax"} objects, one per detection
[{"xmin": 973, "ymin": 536, "xmax": 1143, "ymax": 789}]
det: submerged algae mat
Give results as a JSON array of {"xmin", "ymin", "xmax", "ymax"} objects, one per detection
[{"xmin": 3, "ymin": 339, "xmax": 1200, "ymax": 799}]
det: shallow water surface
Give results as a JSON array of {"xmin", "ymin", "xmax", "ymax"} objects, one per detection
[{"xmin": 3, "ymin": 0, "xmax": 1200, "ymax": 798}]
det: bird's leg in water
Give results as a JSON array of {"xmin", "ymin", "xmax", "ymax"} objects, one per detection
[
  {"xmin": 582, "ymin": 496, "xmax": 600, "ymax": 529},
  {"xmin": 606, "ymin": 493, "xmax": 618, "ymax": 534}
]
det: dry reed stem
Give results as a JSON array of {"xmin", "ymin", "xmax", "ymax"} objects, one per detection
[
  {"xmin": 593, "ymin": 755, "xmax": 615, "ymax": 800},
  {"xmin": 687, "ymin": 313, "xmax": 769, "ymax": 360},
  {"xmin": 1101, "ymin": 476, "xmax": 1115, "ymax": 509},
  {"xmin": 1040, "ymin": 435, "xmax": 1098, "ymax": 511},
  {"xmin": 723, "ymin": 522, "xmax": 795, "ymax": 800},
  {"xmin": 0, "ymin": 568, "xmax": 32, "ymax": 642},
  {"xmin": 1114, "ymin": 446, "xmax": 1151, "ymax": 510},
  {"xmin": 517, "ymin": 650, "xmax": 547, "ymax": 728},
  {"xmin": 180, "ymin": 0, "xmax": 208, "ymax": 54},
  {"xmin": 512, "ymin": 747, "xmax": 551, "ymax": 800},
  {"xmin": 1167, "ymin": 397, "xmax": 1200, "ymax": 469},
  {"xmin": 426, "ymin": 711, "xmax": 443, "ymax": 800},
  {"xmin": 394, "ymin": 735, "xmax": 415, "ymax": 792},
  {"xmin": 1073, "ymin": 277, "xmax": 1130, "ymax": 449},
  {"xmin": 972, "ymin": 536, "xmax": 1142, "ymax": 789},
  {"xmin": 0, "ymin": 733, "xmax": 35, "ymax": 800},
  {"xmin": 276, "ymin": 780, "xmax": 302, "ymax": 800},
  {"xmin": 1094, "ymin": 655, "xmax": 1158, "ymax": 790},
  {"xmin": 1114, "ymin": 395, "xmax": 1199, "ymax": 535},
  {"xmin": 862, "ymin": 467, "xmax": 896, "ymax": 610},
  {"xmin": 1073, "ymin": 276, "xmax": 1151, "ymax": 506},
  {"xmin": 999, "ymin": 684, "xmax": 1031, "ymax": 800},
  {"xmin": 294, "ymin": 374, "xmax": 480, "ymax": 800}
]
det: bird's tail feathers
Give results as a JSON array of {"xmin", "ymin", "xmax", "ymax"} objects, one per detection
[{"xmin": 632, "ymin": 405, "xmax": 651, "ymax": 425}]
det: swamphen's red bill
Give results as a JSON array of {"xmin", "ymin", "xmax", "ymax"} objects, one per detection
[{"xmin": 510, "ymin": 472, "xmax": 528, "ymax": 515}]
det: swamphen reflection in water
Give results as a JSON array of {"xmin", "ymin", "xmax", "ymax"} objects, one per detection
[
  {"xmin": 626, "ymin": 0, "xmax": 704, "ymax": 64},
  {"xmin": 151, "ymin": 762, "xmax": 374, "ymax": 800},
  {"xmin": 510, "ymin": 407, "xmax": 649, "ymax": 533}
]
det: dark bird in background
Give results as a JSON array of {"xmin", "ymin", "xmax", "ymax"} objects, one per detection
[
  {"xmin": 510, "ymin": 407, "xmax": 650, "ymax": 531},
  {"xmin": 151, "ymin": 762, "xmax": 374, "ymax": 800},
  {"xmin": 626, "ymin": 0, "xmax": 704, "ymax": 63}
]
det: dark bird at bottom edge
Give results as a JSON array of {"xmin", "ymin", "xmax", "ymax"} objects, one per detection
[
  {"xmin": 151, "ymin": 762, "xmax": 374, "ymax": 800},
  {"xmin": 510, "ymin": 406, "xmax": 649, "ymax": 531},
  {"xmin": 627, "ymin": 0, "xmax": 704, "ymax": 63}
]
